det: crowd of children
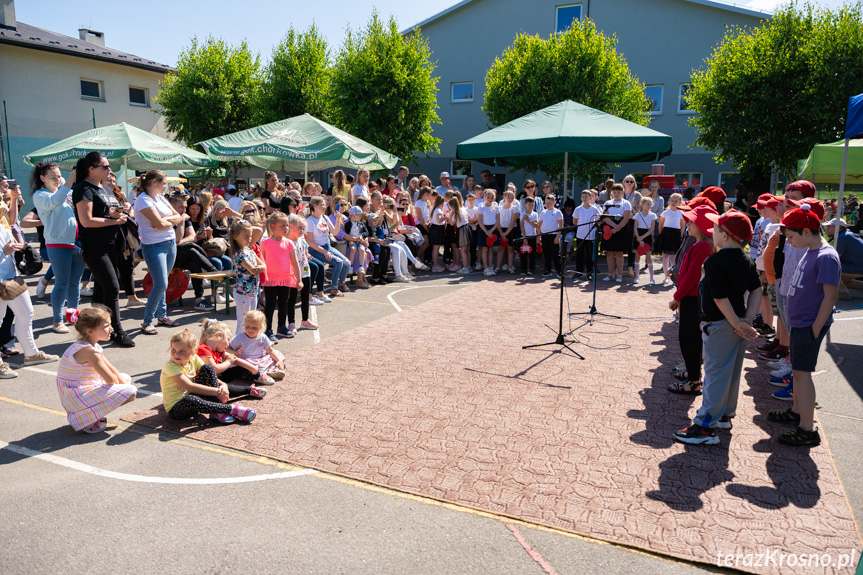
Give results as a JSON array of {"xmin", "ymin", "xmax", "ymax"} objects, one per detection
[{"xmin": 50, "ymin": 173, "xmax": 845, "ymax": 446}]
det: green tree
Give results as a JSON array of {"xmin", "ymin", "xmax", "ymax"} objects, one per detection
[
  {"xmin": 155, "ymin": 36, "xmax": 262, "ymax": 147},
  {"xmin": 258, "ymin": 25, "xmax": 330, "ymax": 124},
  {"xmin": 688, "ymin": 2, "xmax": 863, "ymax": 185},
  {"xmin": 328, "ymin": 12, "xmax": 441, "ymax": 165},
  {"xmin": 484, "ymin": 19, "xmax": 651, "ymax": 184}
]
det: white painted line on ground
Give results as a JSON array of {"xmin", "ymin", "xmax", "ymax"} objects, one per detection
[
  {"xmin": 834, "ymin": 313, "xmax": 863, "ymax": 322},
  {"xmin": 386, "ymin": 284, "xmax": 461, "ymax": 313},
  {"xmin": 310, "ymin": 306, "xmax": 320, "ymax": 344},
  {"xmin": 21, "ymin": 367, "xmax": 163, "ymax": 397},
  {"xmin": 0, "ymin": 439, "xmax": 317, "ymax": 484}
]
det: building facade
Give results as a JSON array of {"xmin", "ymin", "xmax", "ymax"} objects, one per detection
[
  {"xmin": 0, "ymin": 0, "xmax": 171, "ymax": 194},
  {"xmin": 404, "ymin": 0, "xmax": 769, "ymax": 195}
]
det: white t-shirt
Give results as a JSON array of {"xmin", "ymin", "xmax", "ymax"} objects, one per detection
[
  {"xmin": 603, "ymin": 199, "xmax": 632, "ymax": 218},
  {"xmin": 634, "ymin": 211, "xmax": 658, "ymax": 231},
  {"xmin": 230, "ymin": 332, "xmax": 272, "ymax": 359},
  {"xmin": 756, "ymin": 222, "xmax": 781, "ymax": 270},
  {"xmin": 539, "ymin": 208, "xmax": 563, "ymax": 234},
  {"xmin": 660, "ymin": 208, "xmax": 684, "ymax": 229},
  {"xmin": 465, "ymin": 205, "xmax": 478, "ymax": 230},
  {"xmin": 133, "ymin": 193, "xmax": 176, "ymax": 245},
  {"xmin": 498, "ymin": 203, "xmax": 518, "ymax": 229},
  {"xmin": 521, "ymin": 211, "xmax": 539, "ymax": 237},
  {"xmin": 351, "ymin": 184, "xmax": 369, "ymax": 202},
  {"xmin": 573, "ymin": 204, "xmax": 602, "ymax": 240},
  {"xmin": 478, "ymin": 203, "xmax": 499, "ymax": 227},
  {"xmin": 455, "ymin": 207, "xmax": 470, "ymax": 227},
  {"xmin": 431, "ymin": 207, "xmax": 447, "ymax": 225},
  {"xmin": 416, "ymin": 201, "xmax": 430, "ymax": 225},
  {"xmin": 306, "ymin": 214, "xmax": 330, "ymax": 245},
  {"xmin": 228, "ymin": 196, "xmax": 244, "ymax": 213}
]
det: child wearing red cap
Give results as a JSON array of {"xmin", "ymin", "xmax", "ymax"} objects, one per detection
[
  {"xmin": 667, "ymin": 205, "xmax": 716, "ymax": 394},
  {"xmin": 674, "ymin": 210, "xmax": 762, "ymax": 445},
  {"xmin": 767, "ymin": 205, "xmax": 839, "ymax": 446}
]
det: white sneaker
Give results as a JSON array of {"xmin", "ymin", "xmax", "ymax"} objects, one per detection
[
  {"xmin": 474, "ymin": 263, "xmax": 484, "ymax": 271},
  {"xmin": 768, "ymin": 358, "xmax": 789, "ymax": 369},
  {"xmin": 202, "ymin": 279, "xmax": 211, "ymax": 288},
  {"xmin": 23, "ymin": 350, "xmax": 59, "ymax": 367},
  {"xmin": 394, "ymin": 275, "xmax": 411, "ymax": 283},
  {"xmin": 309, "ymin": 297, "xmax": 324, "ymax": 306},
  {"xmin": 771, "ymin": 366, "xmax": 792, "ymax": 378},
  {"xmin": 216, "ymin": 293, "xmax": 226, "ymax": 304},
  {"xmin": 457, "ymin": 267, "xmax": 471, "ymax": 274},
  {"xmin": 80, "ymin": 286, "xmax": 93, "ymax": 297},
  {"xmin": 319, "ymin": 294, "xmax": 332, "ymax": 303},
  {"xmin": 414, "ymin": 262, "xmax": 429, "ymax": 271},
  {"xmin": 0, "ymin": 363, "xmax": 18, "ymax": 379},
  {"xmin": 36, "ymin": 280, "xmax": 48, "ymax": 298},
  {"xmin": 52, "ymin": 323, "xmax": 70, "ymax": 334}
]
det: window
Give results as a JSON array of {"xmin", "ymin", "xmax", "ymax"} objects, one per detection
[
  {"xmin": 675, "ymin": 172, "xmax": 702, "ymax": 189},
  {"xmin": 678, "ymin": 83, "xmax": 694, "ymax": 113},
  {"xmin": 451, "ymin": 82, "xmax": 474, "ymax": 103},
  {"xmin": 644, "ymin": 85, "xmax": 663, "ymax": 115},
  {"xmin": 450, "ymin": 160, "xmax": 472, "ymax": 189},
  {"xmin": 555, "ymin": 4, "xmax": 582, "ymax": 33},
  {"xmin": 129, "ymin": 86, "xmax": 149, "ymax": 107},
  {"xmin": 80, "ymin": 79, "xmax": 103, "ymax": 101},
  {"xmin": 718, "ymin": 172, "xmax": 741, "ymax": 199}
]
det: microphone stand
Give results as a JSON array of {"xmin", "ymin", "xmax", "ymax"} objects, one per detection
[
  {"xmin": 515, "ymin": 223, "xmax": 584, "ymax": 359},
  {"xmin": 569, "ymin": 209, "xmax": 623, "ymax": 326}
]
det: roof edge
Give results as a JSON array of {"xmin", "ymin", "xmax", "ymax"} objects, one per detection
[
  {"xmin": 0, "ymin": 38, "xmax": 171, "ymax": 73},
  {"xmin": 402, "ymin": 0, "xmax": 769, "ymax": 35}
]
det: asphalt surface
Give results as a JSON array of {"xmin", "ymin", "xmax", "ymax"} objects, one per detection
[{"xmin": 1, "ymin": 263, "xmax": 861, "ymax": 575}]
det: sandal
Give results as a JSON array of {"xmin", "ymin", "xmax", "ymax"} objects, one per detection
[
  {"xmin": 141, "ymin": 324, "xmax": 158, "ymax": 335},
  {"xmin": 330, "ymin": 290, "xmax": 345, "ymax": 297},
  {"xmin": 82, "ymin": 420, "xmax": 107, "ymax": 434},
  {"xmin": 0, "ymin": 346, "xmax": 20, "ymax": 358},
  {"xmin": 667, "ymin": 380, "xmax": 702, "ymax": 395},
  {"xmin": 338, "ymin": 282, "xmax": 351, "ymax": 293},
  {"xmin": 157, "ymin": 317, "xmax": 180, "ymax": 327},
  {"xmin": 674, "ymin": 370, "xmax": 697, "ymax": 381}
]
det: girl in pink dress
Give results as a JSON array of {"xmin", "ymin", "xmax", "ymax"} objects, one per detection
[{"xmin": 56, "ymin": 306, "xmax": 137, "ymax": 434}]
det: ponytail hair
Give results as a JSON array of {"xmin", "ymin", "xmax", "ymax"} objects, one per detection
[
  {"xmin": 139, "ymin": 169, "xmax": 167, "ymax": 194},
  {"xmin": 73, "ymin": 151, "xmax": 106, "ymax": 182},
  {"xmin": 30, "ymin": 162, "xmax": 59, "ymax": 193}
]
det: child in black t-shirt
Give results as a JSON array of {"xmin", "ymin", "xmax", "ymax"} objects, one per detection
[
  {"xmin": 674, "ymin": 210, "xmax": 762, "ymax": 445},
  {"xmin": 344, "ymin": 206, "xmax": 371, "ymax": 288}
]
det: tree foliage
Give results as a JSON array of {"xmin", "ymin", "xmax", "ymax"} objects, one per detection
[
  {"xmin": 258, "ymin": 25, "xmax": 330, "ymax": 124},
  {"xmin": 484, "ymin": 19, "xmax": 651, "ymax": 184},
  {"xmin": 688, "ymin": 2, "xmax": 863, "ymax": 182},
  {"xmin": 328, "ymin": 12, "xmax": 441, "ymax": 165},
  {"xmin": 155, "ymin": 36, "xmax": 262, "ymax": 147}
]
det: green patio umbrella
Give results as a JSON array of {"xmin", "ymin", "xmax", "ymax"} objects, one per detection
[
  {"xmin": 798, "ymin": 138, "xmax": 863, "ymax": 184},
  {"xmin": 456, "ymin": 100, "xmax": 673, "ymax": 195},
  {"xmin": 23, "ymin": 122, "xmax": 219, "ymax": 171},
  {"xmin": 197, "ymin": 114, "xmax": 399, "ymax": 181}
]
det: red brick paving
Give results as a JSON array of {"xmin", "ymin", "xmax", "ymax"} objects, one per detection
[{"xmin": 124, "ymin": 278, "xmax": 862, "ymax": 574}]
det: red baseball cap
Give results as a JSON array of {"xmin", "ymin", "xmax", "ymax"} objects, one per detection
[
  {"xmin": 755, "ymin": 193, "xmax": 775, "ymax": 209},
  {"xmin": 679, "ymin": 195, "xmax": 717, "ymax": 211},
  {"xmin": 760, "ymin": 196, "xmax": 781, "ymax": 210},
  {"xmin": 705, "ymin": 209, "xmax": 753, "ymax": 242},
  {"xmin": 799, "ymin": 197, "xmax": 825, "ymax": 220},
  {"xmin": 681, "ymin": 205, "xmax": 717, "ymax": 237},
  {"xmin": 698, "ymin": 186, "xmax": 727, "ymax": 208},
  {"xmin": 780, "ymin": 204, "xmax": 821, "ymax": 230},
  {"xmin": 785, "ymin": 180, "xmax": 816, "ymax": 196}
]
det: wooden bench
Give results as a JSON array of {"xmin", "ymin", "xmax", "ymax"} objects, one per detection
[{"xmin": 189, "ymin": 271, "xmax": 236, "ymax": 316}]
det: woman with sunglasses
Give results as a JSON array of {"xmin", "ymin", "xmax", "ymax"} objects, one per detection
[
  {"xmin": 72, "ymin": 152, "xmax": 135, "ymax": 347},
  {"xmin": 518, "ymin": 180, "xmax": 544, "ymax": 217},
  {"xmin": 621, "ymin": 175, "xmax": 643, "ymax": 278}
]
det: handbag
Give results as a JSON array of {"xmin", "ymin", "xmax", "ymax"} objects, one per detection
[
  {"xmin": 201, "ymin": 238, "xmax": 228, "ymax": 258},
  {"xmin": 0, "ymin": 276, "xmax": 28, "ymax": 301}
]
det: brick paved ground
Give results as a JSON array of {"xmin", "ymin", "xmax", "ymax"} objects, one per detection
[{"xmin": 125, "ymin": 277, "xmax": 862, "ymax": 574}]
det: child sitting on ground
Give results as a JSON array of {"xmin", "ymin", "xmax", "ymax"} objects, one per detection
[
  {"xmin": 56, "ymin": 306, "xmax": 137, "ymax": 434},
  {"xmin": 161, "ymin": 329, "xmax": 259, "ymax": 425},
  {"xmin": 230, "ymin": 310, "xmax": 286, "ymax": 381},
  {"xmin": 197, "ymin": 318, "xmax": 275, "ymax": 385},
  {"xmin": 767, "ymin": 204, "xmax": 840, "ymax": 446},
  {"xmin": 673, "ymin": 210, "xmax": 761, "ymax": 445}
]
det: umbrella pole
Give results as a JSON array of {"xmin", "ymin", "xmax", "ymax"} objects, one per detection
[
  {"xmin": 304, "ymin": 161, "xmax": 308, "ymax": 185},
  {"xmin": 123, "ymin": 157, "xmax": 128, "ymax": 202},
  {"xmin": 835, "ymin": 138, "xmax": 849, "ymax": 245},
  {"xmin": 563, "ymin": 152, "xmax": 568, "ymax": 200}
]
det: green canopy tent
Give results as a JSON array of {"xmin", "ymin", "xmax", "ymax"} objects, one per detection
[
  {"xmin": 797, "ymin": 138, "xmax": 863, "ymax": 184},
  {"xmin": 23, "ymin": 122, "xmax": 219, "ymax": 188},
  {"xmin": 456, "ymin": 100, "xmax": 673, "ymax": 197},
  {"xmin": 198, "ymin": 114, "xmax": 399, "ymax": 182}
]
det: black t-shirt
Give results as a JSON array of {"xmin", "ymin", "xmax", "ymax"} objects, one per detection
[
  {"xmin": 344, "ymin": 219, "xmax": 369, "ymax": 240},
  {"xmin": 72, "ymin": 180, "xmax": 121, "ymax": 245},
  {"xmin": 205, "ymin": 211, "xmax": 228, "ymax": 239},
  {"xmin": 699, "ymin": 248, "xmax": 761, "ymax": 322}
]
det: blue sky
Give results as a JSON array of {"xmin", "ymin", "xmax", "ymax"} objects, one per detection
[{"xmin": 15, "ymin": 0, "xmax": 852, "ymax": 67}]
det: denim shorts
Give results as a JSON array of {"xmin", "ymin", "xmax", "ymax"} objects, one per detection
[
  {"xmin": 790, "ymin": 325, "xmax": 830, "ymax": 372},
  {"xmin": 766, "ymin": 283, "xmax": 779, "ymax": 316}
]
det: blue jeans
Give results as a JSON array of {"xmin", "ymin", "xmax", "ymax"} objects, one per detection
[
  {"xmin": 141, "ymin": 238, "xmax": 177, "ymax": 326},
  {"xmin": 208, "ymin": 254, "xmax": 233, "ymax": 271},
  {"xmin": 39, "ymin": 247, "xmax": 54, "ymax": 283},
  {"xmin": 46, "ymin": 246, "xmax": 86, "ymax": 324},
  {"xmin": 311, "ymin": 243, "xmax": 350, "ymax": 291}
]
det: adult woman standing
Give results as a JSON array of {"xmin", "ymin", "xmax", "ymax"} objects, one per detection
[
  {"xmin": 73, "ymin": 152, "xmax": 135, "ymax": 347},
  {"xmin": 351, "ymin": 168, "xmax": 371, "ymax": 205},
  {"xmin": 642, "ymin": 178, "xmax": 665, "ymax": 216},
  {"xmin": 460, "ymin": 175, "xmax": 476, "ymax": 202},
  {"xmin": 621, "ymin": 175, "xmax": 643, "ymax": 278},
  {"xmin": 31, "ymin": 162, "xmax": 86, "ymax": 333},
  {"xmin": 332, "ymin": 170, "xmax": 351, "ymax": 202},
  {"xmin": 134, "ymin": 170, "xmax": 183, "ymax": 335}
]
